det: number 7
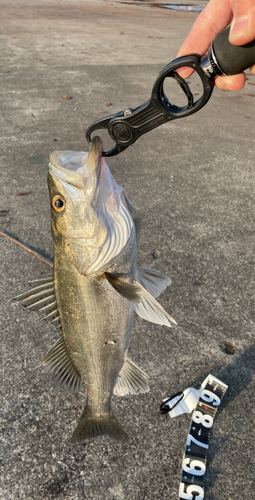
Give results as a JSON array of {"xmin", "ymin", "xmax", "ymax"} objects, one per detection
[{"xmin": 186, "ymin": 433, "xmax": 209, "ymax": 449}]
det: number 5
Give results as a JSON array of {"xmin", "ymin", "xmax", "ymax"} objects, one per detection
[{"xmin": 179, "ymin": 482, "xmax": 204, "ymax": 500}]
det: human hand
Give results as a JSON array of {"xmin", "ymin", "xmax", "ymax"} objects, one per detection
[{"xmin": 177, "ymin": 0, "xmax": 255, "ymax": 90}]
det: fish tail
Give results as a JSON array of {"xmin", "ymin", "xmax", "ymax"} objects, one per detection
[{"xmin": 71, "ymin": 407, "xmax": 128, "ymax": 444}]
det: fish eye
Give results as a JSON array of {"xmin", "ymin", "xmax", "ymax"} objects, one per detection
[{"xmin": 52, "ymin": 195, "xmax": 65, "ymax": 213}]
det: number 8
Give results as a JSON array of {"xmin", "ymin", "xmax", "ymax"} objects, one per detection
[{"xmin": 192, "ymin": 410, "xmax": 213, "ymax": 428}]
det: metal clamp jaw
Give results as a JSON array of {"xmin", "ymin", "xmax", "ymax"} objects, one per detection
[{"xmin": 86, "ymin": 55, "xmax": 214, "ymax": 156}]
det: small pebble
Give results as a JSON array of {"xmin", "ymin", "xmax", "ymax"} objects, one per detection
[
  {"xmin": 223, "ymin": 341, "xmax": 238, "ymax": 355},
  {"xmin": 152, "ymin": 250, "xmax": 161, "ymax": 259}
]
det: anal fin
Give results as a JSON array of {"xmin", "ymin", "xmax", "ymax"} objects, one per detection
[
  {"xmin": 40, "ymin": 337, "xmax": 84, "ymax": 393},
  {"xmin": 114, "ymin": 357, "xmax": 149, "ymax": 396}
]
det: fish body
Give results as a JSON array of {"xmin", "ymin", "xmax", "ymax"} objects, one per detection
[
  {"xmin": 15, "ymin": 137, "xmax": 176, "ymax": 443},
  {"xmin": 53, "ymin": 230, "xmax": 135, "ymax": 441}
]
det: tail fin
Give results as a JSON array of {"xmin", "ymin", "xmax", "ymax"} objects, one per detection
[{"xmin": 71, "ymin": 407, "xmax": 128, "ymax": 444}]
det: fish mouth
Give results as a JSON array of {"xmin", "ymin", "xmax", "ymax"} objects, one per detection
[
  {"xmin": 49, "ymin": 137, "xmax": 103, "ymax": 199},
  {"xmin": 49, "ymin": 136, "xmax": 135, "ymax": 276}
]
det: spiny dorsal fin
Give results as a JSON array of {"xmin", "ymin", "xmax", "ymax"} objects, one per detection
[
  {"xmin": 28, "ymin": 274, "xmax": 54, "ymax": 285},
  {"xmin": 105, "ymin": 273, "xmax": 141, "ymax": 303},
  {"xmin": 13, "ymin": 281, "xmax": 54, "ymax": 305},
  {"xmin": 133, "ymin": 280, "xmax": 177, "ymax": 327},
  {"xmin": 40, "ymin": 336, "xmax": 84, "ymax": 393},
  {"xmin": 136, "ymin": 267, "xmax": 171, "ymax": 298},
  {"xmin": 13, "ymin": 273, "xmax": 61, "ymax": 328},
  {"xmin": 113, "ymin": 357, "xmax": 149, "ymax": 396},
  {"xmin": 133, "ymin": 216, "xmax": 143, "ymax": 244}
]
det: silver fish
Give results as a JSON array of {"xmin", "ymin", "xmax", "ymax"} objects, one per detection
[{"xmin": 14, "ymin": 137, "xmax": 176, "ymax": 443}]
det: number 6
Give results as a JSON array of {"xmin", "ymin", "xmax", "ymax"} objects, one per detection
[{"xmin": 182, "ymin": 458, "xmax": 206, "ymax": 476}]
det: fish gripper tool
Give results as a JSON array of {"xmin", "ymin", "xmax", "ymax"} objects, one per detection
[{"xmin": 86, "ymin": 26, "xmax": 255, "ymax": 156}]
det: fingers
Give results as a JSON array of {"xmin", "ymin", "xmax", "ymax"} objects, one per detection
[
  {"xmin": 175, "ymin": 71, "xmax": 247, "ymax": 91},
  {"xmin": 229, "ymin": 0, "xmax": 255, "ymax": 45},
  {"xmin": 176, "ymin": 0, "xmax": 255, "ymax": 90},
  {"xmin": 176, "ymin": 0, "xmax": 232, "ymax": 79},
  {"xmin": 215, "ymin": 72, "xmax": 246, "ymax": 91},
  {"xmin": 177, "ymin": 0, "xmax": 233, "ymax": 58}
]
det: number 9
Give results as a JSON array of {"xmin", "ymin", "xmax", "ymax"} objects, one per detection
[{"xmin": 201, "ymin": 389, "xmax": 220, "ymax": 406}]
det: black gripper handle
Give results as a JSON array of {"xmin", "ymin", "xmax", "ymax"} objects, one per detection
[{"xmin": 212, "ymin": 26, "xmax": 255, "ymax": 75}]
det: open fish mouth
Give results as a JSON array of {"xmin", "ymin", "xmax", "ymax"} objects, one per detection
[
  {"xmin": 48, "ymin": 136, "xmax": 135, "ymax": 276},
  {"xmin": 49, "ymin": 137, "xmax": 103, "ymax": 201}
]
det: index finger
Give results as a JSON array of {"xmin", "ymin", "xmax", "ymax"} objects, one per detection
[
  {"xmin": 177, "ymin": 0, "xmax": 233, "ymax": 58},
  {"xmin": 176, "ymin": 0, "xmax": 233, "ymax": 79}
]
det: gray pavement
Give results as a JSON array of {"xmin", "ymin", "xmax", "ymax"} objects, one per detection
[{"xmin": 1, "ymin": 1, "xmax": 254, "ymax": 499}]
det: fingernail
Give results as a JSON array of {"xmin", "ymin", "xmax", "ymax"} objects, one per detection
[{"xmin": 230, "ymin": 15, "xmax": 249, "ymax": 40}]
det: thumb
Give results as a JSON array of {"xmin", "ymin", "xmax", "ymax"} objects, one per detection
[{"xmin": 229, "ymin": 0, "xmax": 255, "ymax": 45}]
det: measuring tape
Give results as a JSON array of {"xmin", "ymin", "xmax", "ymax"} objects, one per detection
[{"xmin": 160, "ymin": 374, "xmax": 228, "ymax": 499}]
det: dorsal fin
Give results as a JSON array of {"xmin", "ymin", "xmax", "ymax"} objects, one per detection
[
  {"xmin": 13, "ymin": 273, "xmax": 61, "ymax": 328},
  {"xmin": 40, "ymin": 336, "xmax": 84, "ymax": 393}
]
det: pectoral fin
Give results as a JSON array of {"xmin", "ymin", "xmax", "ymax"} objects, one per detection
[
  {"xmin": 40, "ymin": 336, "xmax": 84, "ymax": 393},
  {"xmin": 134, "ymin": 281, "xmax": 177, "ymax": 327},
  {"xmin": 136, "ymin": 267, "xmax": 171, "ymax": 298},
  {"xmin": 113, "ymin": 357, "xmax": 149, "ymax": 396},
  {"xmin": 105, "ymin": 273, "xmax": 141, "ymax": 303},
  {"xmin": 105, "ymin": 273, "xmax": 176, "ymax": 325}
]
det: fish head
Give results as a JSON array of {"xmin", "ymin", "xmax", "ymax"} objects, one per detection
[{"xmin": 48, "ymin": 136, "xmax": 134, "ymax": 276}]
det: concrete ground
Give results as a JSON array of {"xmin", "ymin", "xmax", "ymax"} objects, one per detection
[{"xmin": 1, "ymin": 1, "xmax": 254, "ymax": 499}]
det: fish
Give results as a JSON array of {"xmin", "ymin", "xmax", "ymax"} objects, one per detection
[{"xmin": 14, "ymin": 136, "xmax": 176, "ymax": 443}]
